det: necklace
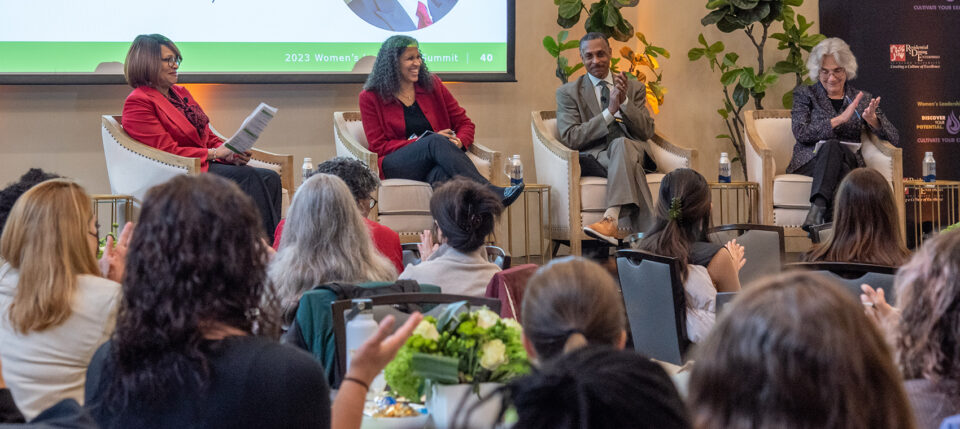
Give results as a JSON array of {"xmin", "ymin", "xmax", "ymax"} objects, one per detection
[{"xmin": 396, "ymin": 87, "xmax": 416, "ymax": 106}]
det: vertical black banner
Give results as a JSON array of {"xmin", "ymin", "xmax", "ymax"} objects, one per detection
[{"xmin": 821, "ymin": 0, "xmax": 960, "ymax": 179}]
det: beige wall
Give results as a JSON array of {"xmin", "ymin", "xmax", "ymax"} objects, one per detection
[{"xmin": 0, "ymin": 1, "xmax": 818, "ymax": 191}]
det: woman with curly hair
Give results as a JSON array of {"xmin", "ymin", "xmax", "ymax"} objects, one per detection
[
  {"xmin": 802, "ymin": 167, "xmax": 909, "ymax": 266},
  {"xmin": 358, "ymin": 35, "xmax": 523, "ymax": 206},
  {"xmin": 637, "ymin": 168, "xmax": 744, "ymax": 343},
  {"xmin": 83, "ymin": 174, "xmax": 420, "ymax": 429},
  {"xmin": 0, "ymin": 179, "xmax": 128, "ymax": 420},
  {"xmin": 689, "ymin": 271, "xmax": 915, "ymax": 429},
  {"xmin": 269, "ymin": 173, "xmax": 397, "ymax": 317},
  {"xmin": 862, "ymin": 230, "xmax": 960, "ymax": 428}
]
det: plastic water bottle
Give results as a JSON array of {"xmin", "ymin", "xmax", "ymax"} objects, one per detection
[
  {"xmin": 345, "ymin": 299, "xmax": 384, "ymax": 396},
  {"xmin": 923, "ymin": 152, "xmax": 936, "ymax": 183},
  {"xmin": 505, "ymin": 154, "xmax": 524, "ymax": 187},
  {"xmin": 302, "ymin": 157, "xmax": 314, "ymax": 183},
  {"xmin": 718, "ymin": 152, "xmax": 732, "ymax": 183}
]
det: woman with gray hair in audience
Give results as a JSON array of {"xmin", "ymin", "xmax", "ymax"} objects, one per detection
[{"xmin": 790, "ymin": 37, "xmax": 899, "ymax": 233}]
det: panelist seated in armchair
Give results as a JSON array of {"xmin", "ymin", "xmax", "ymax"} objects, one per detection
[
  {"xmin": 120, "ymin": 34, "xmax": 282, "ymax": 241},
  {"xmin": 556, "ymin": 32, "xmax": 658, "ymax": 245},
  {"xmin": 358, "ymin": 35, "xmax": 522, "ymax": 206},
  {"xmin": 790, "ymin": 37, "xmax": 899, "ymax": 232}
]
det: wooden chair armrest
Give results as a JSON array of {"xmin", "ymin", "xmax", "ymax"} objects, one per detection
[
  {"xmin": 651, "ymin": 131, "xmax": 698, "ymax": 170},
  {"xmin": 103, "ymin": 116, "xmax": 201, "ymax": 173},
  {"xmin": 251, "ymin": 149, "xmax": 295, "ymax": 196},
  {"xmin": 468, "ymin": 142, "xmax": 504, "ymax": 186},
  {"xmin": 334, "ymin": 113, "xmax": 379, "ymax": 177}
]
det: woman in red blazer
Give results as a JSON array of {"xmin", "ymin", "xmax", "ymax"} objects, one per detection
[
  {"xmin": 120, "ymin": 34, "xmax": 281, "ymax": 241},
  {"xmin": 358, "ymin": 35, "xmax": 522, "ymax": 206}
]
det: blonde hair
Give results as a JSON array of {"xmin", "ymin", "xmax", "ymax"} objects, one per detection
[
  {"xmin": 0, "ymin": 179, "xmax": 100, "ymax": 333},
  {"xmin": 268, "ymin": 174, "xmax": 396, "ymax": 314}
]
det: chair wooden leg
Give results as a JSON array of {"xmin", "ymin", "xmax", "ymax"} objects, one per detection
[{"xmin": 571, "ymin": 235, "xmax": 582, "ymax": 256}]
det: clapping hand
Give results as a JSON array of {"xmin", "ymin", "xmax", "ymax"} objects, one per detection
[
  {"xmin": 99, "ymin": 222, "xmax": 134, "ymax": 283},
  {"xmin": 418, "ymin": 229, "xmax": 440, "ymax": 261},
  {"xmin": 607, "ymin": 72, "xmax": 628, "ymax": 115},
  {"xmin": 725, "ymin": 239, "xmax": 746, "ymax": 272},
  {"xmin": 862, "ymin": 96, "xmax": 882, "ymax": 129}
]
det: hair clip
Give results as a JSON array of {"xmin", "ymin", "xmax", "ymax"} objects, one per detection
[{"xmin": 668, "ymin": 197, "xmax": 683, "ymax": 224}]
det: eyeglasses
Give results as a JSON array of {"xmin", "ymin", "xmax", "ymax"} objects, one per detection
[
  {"xmin": 368, "ymin": 197, "xmax": 378, "ymax": 209},
  {"xmin": 161, "ymin": 56, "xmax": 182, "ymax": 67},
  {"xmin": 819, "ymin": 67, "xmax": 845, "ymax": 79},
  {"xmin": 89, "ymin": 222, "xmax": 100, "ymax": 240}
]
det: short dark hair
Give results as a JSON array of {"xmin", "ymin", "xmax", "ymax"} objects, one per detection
[
  {"xmin": 579, "ymin": 32, "xmax": 610, "ymax": 52},
  {"xmin": 0, "ymin": 168, "xmax": 61, "ymax": 230},
  {"xmin": 124, "ymin": 34, "xmax": 181, "ymax": 89},
  {"xmin": 429, "ymin": 178, "xmax": 502, "ymax": 252},
  {"xmin": 314, "ymin": 157, "xmax": 380, "ymax": 202}
]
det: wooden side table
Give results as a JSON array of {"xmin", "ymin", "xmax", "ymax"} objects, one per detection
[
  {"xmin": 707, "ymin": 181, "xmax": 759, "ymax": 225},
  {"xmin": 903, "ymin": 180, "xmax": 960, "ymax": 248},
  {"xmin": 505, "ymin": 184, "xmax": 551, "ymax": 265}
]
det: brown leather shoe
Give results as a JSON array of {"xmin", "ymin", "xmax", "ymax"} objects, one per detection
[{"xmin": 584, "ymin": 218, "xmax": 620, "ymax": 245}]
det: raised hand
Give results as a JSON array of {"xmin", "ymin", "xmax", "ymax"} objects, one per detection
[
  {"xmin": 725, "ymin": 239, "xmax": 746, "ymax": 272},
  {"xmin": 862, "ymin": 96, "xmax": 882, "ymax": 129},
  {"xmin": 418, "ymin": 229, "xmax": 439, "ymax": 261},
  {"xmin": 99, "ymin": 222, "xmax": 134, "ymax": 283}
]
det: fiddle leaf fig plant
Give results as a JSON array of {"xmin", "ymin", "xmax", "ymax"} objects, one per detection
[
  {"xmin": 770, "ymin": 0, "xmax": 826, "ymax": 107},
  {"xmin": 543, "ymin": 30, "xmax": 584, "ymax": 84}
]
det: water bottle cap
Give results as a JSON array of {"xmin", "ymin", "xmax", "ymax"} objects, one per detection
[
  {"xmin": 304, "ymin": 157, "xmax": 313, "ymax": 162},
  {"xmin": 926, "ymin": 152, "xmax": 933, "ymax": 156},
  {"xmin": 720, "ymin": 152, "xmax": 728, "ymax": 158},
  {"xmin": 351, "ymin": 298, "xmax": 373, "ymax": 311}
]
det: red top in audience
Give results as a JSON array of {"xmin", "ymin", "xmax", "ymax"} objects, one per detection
[{"xmin": 273, "ymin": 218, "xmax": 404, "ymax": 274}]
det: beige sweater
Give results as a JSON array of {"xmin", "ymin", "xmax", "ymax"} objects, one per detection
[{"xmin": 398, "ymin": 244, "xmax": 500, "ymax": 296}]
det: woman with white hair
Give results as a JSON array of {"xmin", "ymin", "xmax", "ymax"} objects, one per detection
[{"xmin": 790, "ymin": 37, "xmax": 899, "ymax": 232}]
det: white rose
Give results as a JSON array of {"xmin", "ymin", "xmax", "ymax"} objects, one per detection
[
  {"xmin": 412, "ymin": 320, "xmax": 440, "ymax": 341},
  {"xmin": 479, "ymin": 339, "xmax": 507, "ymax": 370},
  {"xmin": 475, "ymin": 308, "xmax": 500, "ymax": 330},
  {"xmin": 502, "ymin": 318, "xmax": 522, "ymax": 332}
]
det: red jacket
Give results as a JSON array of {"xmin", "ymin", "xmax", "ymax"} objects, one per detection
[
  {"xmin": 121, "ymin": 85, "xmax": 223, "ymax": 172},
  {"xmin": 272, "ymin": 218, "xmax": 405, "ymax": 274},
  {"xmin": 358, "ymin": 75, "xmax": 475, "ymax": 177}
]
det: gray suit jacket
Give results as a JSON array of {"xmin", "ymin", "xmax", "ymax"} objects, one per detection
[
  {"xmin": 348, "ymin": 0, "xmax": 458, "ymax": 31},
  {"xmin": 788, "ymin": 82, "xmax": 900, "ymax": 173},
  {"xmin": 555, "ymin": 74, "xmax": 655, "ymax": 158}
]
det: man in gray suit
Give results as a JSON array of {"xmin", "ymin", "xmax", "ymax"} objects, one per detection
[{"xmin": 556, "ymin": 32, "xmax": 656, "ymax": 245}]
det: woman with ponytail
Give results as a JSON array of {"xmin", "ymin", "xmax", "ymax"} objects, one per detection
[
  {"xmin": 398, "ymin": 178, "xmax": 503, "ymax": 295},
  {"xmin": 520, "ymin": 257, "xmax": 627, "ymax": 361},
  {"xmin": 638, "ymin": 168, "xmax": 744, "ymax": 343}
]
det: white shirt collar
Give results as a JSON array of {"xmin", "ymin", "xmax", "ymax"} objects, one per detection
[
  {"xmin": 397, "ymin": 0, "xmax": 429, "ymax": 24},
  {"xmin": 586, "ymin": 71, "xmax": 613, "ymax": 88}
]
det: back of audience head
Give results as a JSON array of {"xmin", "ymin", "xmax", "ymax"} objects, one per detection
[
  {"xmin": 313, "ymin": 156, "xmax": 380, "ymax": 217},
  {"xmin": 688, "ymin": 271, "xmax": 915, "ymax": 429},
  {"xmin": 430, "ymin": 178, "xmax": 503, "ymax": 253},
  {"xmin": 521, "ymin": 257, "xmax": 626, "ymax": 361},
  {"xmin": 1, "ymin": 179, "xmax": 99, "ymax": 334},
  {"xmin": 896, "ymin": 229, "xmax": 960, "ymax": 383},
  {"xmin": 0, "ymin": 168, "xmax": 61, "ymax": 232},
  {"xmin": 804, "ymin": 167, "xmax": 909, "ymax": 266},
  {"xmin": 639, "ymin": 168, "xmax": 711, "ymax": 280},
  {"xmin": 107, "ymin": 174, "xmax": 277, "ymax": 407},
  {"xmin": 270, "ymin": 173, "xmax": 395, "ymax": 315},
  {"xmin": 504, "ymin": 345, "xmax": 690, "ymax": 429}
]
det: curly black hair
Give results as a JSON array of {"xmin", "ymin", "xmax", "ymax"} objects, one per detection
[
  {"xmin": 0, "ymin": 168, "xmax": 61, "ymax": 229},
  {"xmin": 315, "ymin": 157, "xmax": 380, "ymax": 202},
  {"xmin": 362, "ymin": 35, "xmax": 434, "ymax": 102},
  {"xmin": 104, "ymin": 174, "xmax": 276, "ymax": 408}
]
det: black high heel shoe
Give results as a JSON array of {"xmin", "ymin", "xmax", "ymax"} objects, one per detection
[{"xmin": 501, "ymin": 183, "xmax": 525, "ymax": 207}]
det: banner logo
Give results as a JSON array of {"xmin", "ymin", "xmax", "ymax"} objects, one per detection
[
  {"xmin": 948, "ymin": 111, "xmax": 960, "ymax": 135},
  {"xmin": 890, "ymin": 44, "xmax": 906, "ymax": 62}
]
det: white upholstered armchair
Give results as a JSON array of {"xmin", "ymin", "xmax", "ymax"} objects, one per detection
[
  {"xmin": 743, "ymin": 109, "xmax": 904, "ymax": 236},
  {"xmin": 333, "ymin": 111, "xmax": 504, "ymax": 243},
  {"xmin": 101, "ymin": 115, "xmax": 294, "ymax": 212},
  {"xmin": 531, "ymin": 110, "xmax": 698, "ymax": 256}
]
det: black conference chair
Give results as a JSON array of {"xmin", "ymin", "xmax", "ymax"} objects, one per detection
[
  {"xmin": 708, "ymin": 223, "xmax": 785, "ymax": 287},
  {"xmin": 615, "ymin": 249, "xmax": 690, "ymax": 366},
  {"xmin": 786, "ymin": 261, "xmax": 898, "ymax": 304}
]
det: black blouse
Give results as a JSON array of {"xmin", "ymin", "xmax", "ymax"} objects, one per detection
[
  {"xmin": 403, "ymin": 101, "xmax": 433, "ymax": 138},
  {"xmin": 166, "ymin": 93, "xmax": 210, "ymax": 139}
]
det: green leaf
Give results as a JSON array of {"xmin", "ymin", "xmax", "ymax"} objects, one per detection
[
  {"xmin": 557, "ymin": 12, "xmax": 580, "ymax": 28},
  {"xmin": 543, "ymin": 36, "xmax": 560, "ymax": 57},
  {"xmin": 721, "ymin": 69, "xmax": 742, "ymax": 86},
  {"xmin": 636, "ymin": 31, "xmax": 648, "ymax": 45},
  {"xmin": 738, "ymin": 67, "xmax": 757, "ymax": 88},
  {"xmin": 603, "ymin": 1, "xmax": 621, "ymax": 27},
  {"xmin": 772, "ymin": 60, "xmax": 797, "ymax": 74},
  {"xmin": 648, "ymin": 46, "xmax": 669, "ymax": 58},
  {"xmin": 782, "ymin": 91, "xmax": 794, "ymax": 109},
  {"xmin": 412, "ymin": 353, "xmax": 460, "ymax": 384},
  {"xmin": 717, "ymin": 109, "xmax": 729, "ymax": 120},
  {"xmin": 701, "ymin": 8, "xmax": 727, "ymax": 26},
  {"xmin": 705, "ymin": 0, "xmax": 728, "ymax": 8},
  {"xmin": 716, "ymin": 15, "xmax": 743, "ymax": 32},
  {"xmin": 612, "ymin": 16, "xmax": 634, "ymax": 42},
  {"xmin": 436, "ymin": 301, "xmax": 468, "ymax": 331},
  {"xmin": 614, "ymin": 0, "xmax": 639, "ymax": 6},
  {"xmin": 733, "ymin": 84, "xmax": 749, "ymax": 108},
  {"xmin": 729, "ymin": 0, "xmax": 759, "ymax": 8},
  {"xmin": 558, "ymin": 0, "xmax": 583, "ymax": 19},
  {"xmin": 698, "ymin": 33, "xmax": 707, "ymax": 47},
  {"xmin": 560, "ymin": 40, "xmax": 581, "ymax": 51},
  {"xmin": 688, "ymin": 47, "xmax": 705, "ymax": 61},
  {"xmin": 708, "ymin": 41, "xmax": 724, "ymax": 55},
  {"xmin": 716, "ymin": 134, "xmax": 732, "ymax": 139},
  {"xmin": 566, "ymin": 62, "xmax": 584, "ymax": 75},
  {"xmin": 723, "ymin": 52, "xmax": 739, "ymax": 68},
  {"xmin": 558, "ymin": 30, "xmax": 569, "ymax": 43},
  {"xmin": 784, "ymin": 0, "xmax": 803, "ymax": 6}
]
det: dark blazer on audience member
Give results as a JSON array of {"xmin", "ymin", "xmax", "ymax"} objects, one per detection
[
  {"xmin": 122, "ymin": 85, "xmax": 224, "ymax": 172},
  {"xmin": 788, "ymin": 81, "xmax": 899, "ymax": 174},
  {"xmin": 348, "ymin": 0, "xmax": 458, "ymax": 31},
  {"xmin": 358, "ymin": 74, "xmax": 475, "ymax": 176}
]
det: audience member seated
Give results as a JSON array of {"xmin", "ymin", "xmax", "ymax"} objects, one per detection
[
  {"xmin": 499, "ymin": 345, "xmax": 690, "ymax": 429},
  {"xmin": 862, "ymin": 230, "xmax": 960, "ymax": 428},
  {"xmin": 399, "ymin": 178, "xmax": 502, "ymax": 296},
  {"xmin": 269, "ymin": 173, "xmax": 397, "ymax": 320},
  {"xmin": 0, "ymin": 168, "xmax": 60, "ymax": 232},
  {"xmin": 121, "ymin": 34, "xmax": 281, "ymax": 241},
  {"xmin": 0, "ymin": 179, "xmax": 126, "ymax": 420},
  {"xmin": 520, "ymin": 257, "xmax": 626, "ymax": 362},
  {"xmin": 689, "ymin": 271, "xmax": 915, "ymax": 429},
  {"xmin": 637, "ymin": 168, "xmax": 744, "ymax": 343},
  {"xmin": 272, "ymin": 157, "xmax": 403, "ymax": 273},
  {"xmin": 83, "ymin": 174, "xmax": 419, "ymax": 429},
  {"xmin": 791, "ymin": 37, "xmax": 899, "ymax": 232},
  {"xmin": 802, "ymin": 167, "xmax": 909, "ymax": 266},
  {"xmin": 358, "ymin": 35, "xmax": 522, "ymax": 206}
]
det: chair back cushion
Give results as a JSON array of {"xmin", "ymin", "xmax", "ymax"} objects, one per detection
[
  {"xmin": 709, "ymin": 227, "xmax": 784, "ymax": 287},
  {"xmin": 484, "ymin": 264, "xmax": 538, "ymax": 321},
  {"xmin": 344, "ymin": 117, "xmax": 369, "ymax": 149},
  {"xmin": 101, "ymin": 116, "xmax": 188, "ymax": 202},
  {"xmin": 752, "ymin": 117, "xmax": 794, "ymax": 175},
  {"xmin": 616, "ymin": 250, "xmax": 688, "ymax": 365}
]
